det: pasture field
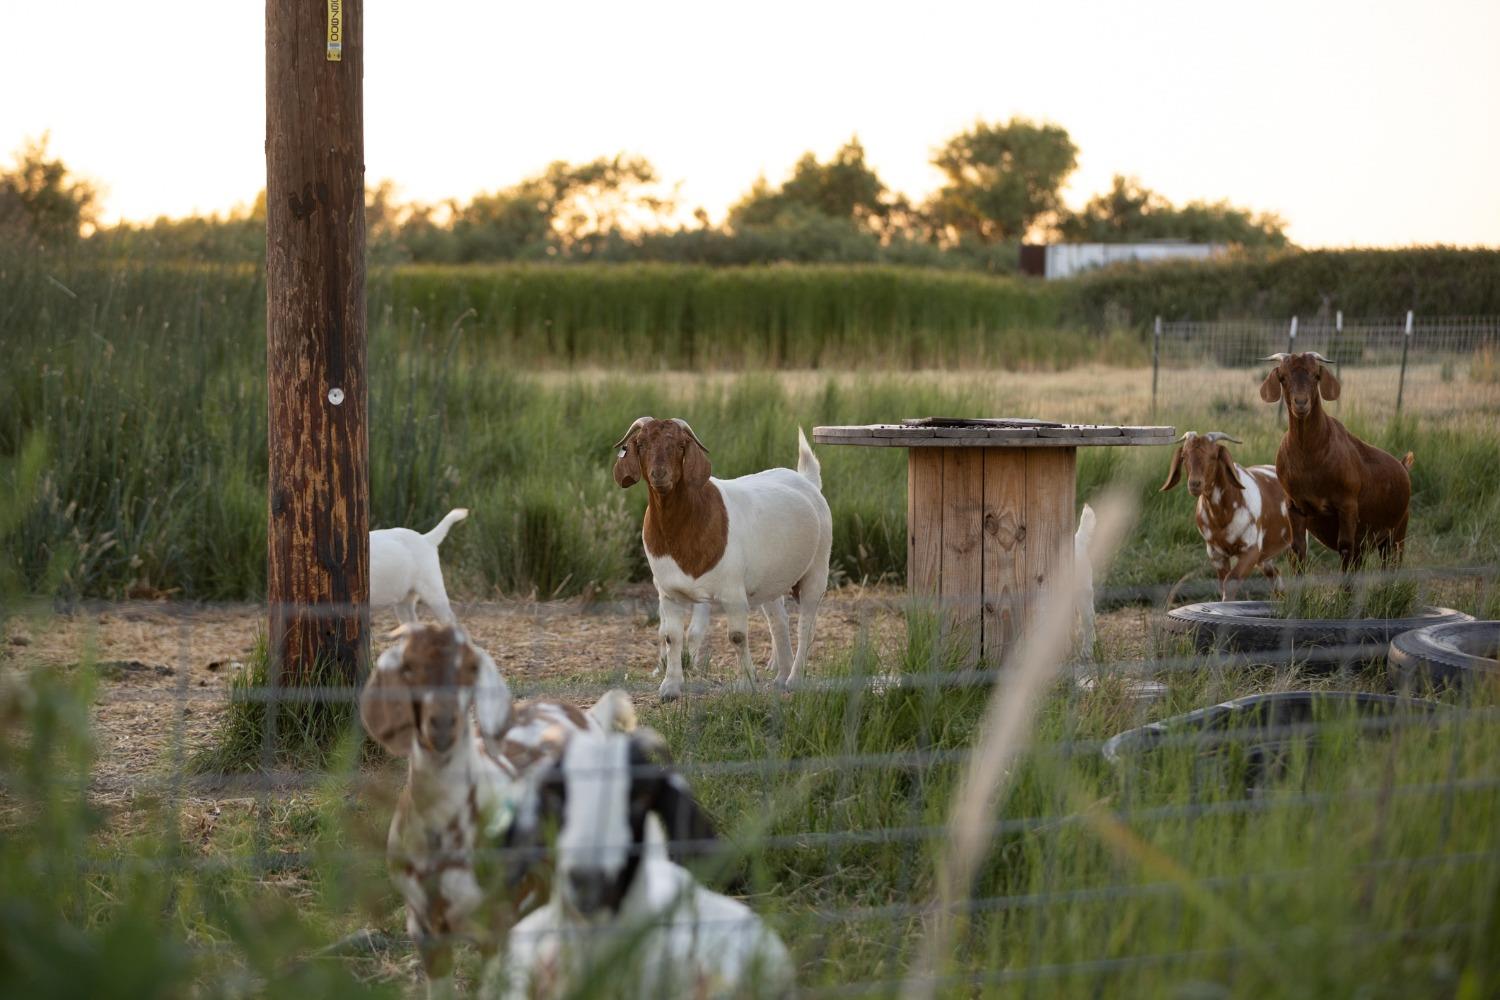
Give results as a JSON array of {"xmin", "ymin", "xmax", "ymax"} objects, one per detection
[
  {"xmin": 5, "ymin": 254, "xmax": 1500, "ymax": 997},
  {"xmin": 4, "ymin": 255, "xmax": 1499, "ymax": 602}
]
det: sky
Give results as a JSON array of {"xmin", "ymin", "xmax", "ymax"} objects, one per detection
[{"xmin": 2, "ymin": 0, "xmax": 1497, "ymax": 247}]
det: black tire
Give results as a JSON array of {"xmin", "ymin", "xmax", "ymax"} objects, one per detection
[
  {"xmin": 1388, "ymin": 620, "xmax": 1500, "ymax": 690},
  {"xmin": 1162, "ymin": 600, "xmax": 1473, "ymax": 668},
  {"xmin": 1103, "ymin": 690, "xmax": 1444, "ymax": 766}
]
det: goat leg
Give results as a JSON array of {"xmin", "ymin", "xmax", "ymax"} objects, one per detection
[
  {"xmin": 1287, "ymin": 508, "xmax": 1310, "ymax": 573},
  {"xmin": 722, "ymin": 591, "xmax": 756, "ymax": 692},
  {"xmin": 1336, "ymin": 501, "xmax": 1361, "ymax": 574},
  {"xmin": 657, "ymin": 596, "xmax": 691, "ymax": 702}
]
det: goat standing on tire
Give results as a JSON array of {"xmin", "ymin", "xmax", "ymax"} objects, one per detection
[
  {"xmin": 1160, "ymin": 431, "xmax": 1294, "ymax": 598},
  {"xmin": 1259, "ymin": 352, "xmax": 1414, "ymax": 571},
  {"xmin": 612, "ymin": 418, "xmax": 832, "ymax": 701}
]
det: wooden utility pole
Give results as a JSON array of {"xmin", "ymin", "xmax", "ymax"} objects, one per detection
[{"xmin": 265, "ymin": 0, "xmax": 368, "ymax": 684}]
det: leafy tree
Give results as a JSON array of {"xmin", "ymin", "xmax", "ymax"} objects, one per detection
[
  {"xmin": 0, "ymin": 134, "xmax": 98, "ymax": 246},
  {"xmin": 1060, "ymin": 175, "xmax": 1288, "ymax": 248},
  {"xmin": 443, "ymin": 155, "xmax": 668, "ymax": 261},
  {"xmin": 729, "ymin": 138, "xmax": 895, "ymax": 235},
  {"xmin": 927, "ymin": 118, "xmax": 1078, "ymax": 243}
]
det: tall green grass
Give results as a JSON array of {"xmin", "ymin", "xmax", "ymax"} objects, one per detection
[
  {"xmin": 5, "ymin": 252, "xmax": 1499, "ymax": 601},
  {"xmin": 381, "ymin": 263, "xmax": 1104, "ymax": 368},
  {"xmin": 5, "ymin": 619, "xmax": 1499, "ymax": 996}
]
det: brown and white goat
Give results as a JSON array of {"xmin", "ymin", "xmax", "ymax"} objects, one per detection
[
  {"xmin": 613, "ymin": 417, "xmax": 832, "ymax": 701},
  {"xmin": 359, "ymin": 624, "xmax": 634, "ymax": 998},
  {"xmin": 1259, "ymin": 352, "xmax": 1414, "ymax": 570},
  {"xmin": 1161, "ymin": 431, "xmax": 1293, "ymax": 598}
]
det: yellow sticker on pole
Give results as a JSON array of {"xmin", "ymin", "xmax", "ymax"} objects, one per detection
[{"xmin": 326, "ymin": 0, "xmax": 343, "ymax": 61}]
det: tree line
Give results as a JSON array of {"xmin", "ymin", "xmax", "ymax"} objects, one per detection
[{"xmin": 4, "ymin": 121, "xmax": 1288, "ymax": 272}]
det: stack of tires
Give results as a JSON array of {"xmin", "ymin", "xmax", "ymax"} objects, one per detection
[{"xmin": 1162, "ymin": 599, "xmax": 1498, "ymax": 688}]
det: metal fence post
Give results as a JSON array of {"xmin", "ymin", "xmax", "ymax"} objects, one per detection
[
  {"xmin": 1334, "ymin": 310, "xmax": 1343, "ymax": 413},
  {"xmin": 1280, "ymin": 316, "xmax": 1297, "ymax": 426},
  {"xmin": 1396, "ymin": 309, "xmax": 1413, "ymax": 417},
  {"xmin": 1152, "ymin": 316, "xmax": 1162, "ymax": 419}
]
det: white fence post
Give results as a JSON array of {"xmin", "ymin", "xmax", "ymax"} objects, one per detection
[
  {"xmin": 1152, "ymin": 316, "xmax": 1162, "ymax": 418},
  {"xmin": 1396, "ymin": 310, "xmax": 1414, "ymax": 417}
]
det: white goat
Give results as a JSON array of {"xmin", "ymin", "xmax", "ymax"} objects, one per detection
[
  {"xmin": 1074, "ymin": 504, "xmax": 1097, "ymax": 661},
  {"xmin": 501, "ymin": 728, "xmax": 794, "ymax": 1000},
  {"xmin": 370, "ymin": 508, "xmax": 467, "ymax": 625},
  {"xmin": 612, "ymin": 418, "xmax": 832, "ymax": 701},
  {"xmin": 358, "ymin": 624, "xmax": 633, "ymax": 998}
]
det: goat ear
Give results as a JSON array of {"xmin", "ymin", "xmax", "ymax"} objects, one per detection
[
  {"xmin": 651, "ymin": 770, "xmax": 717, "ymax": 854},
  {"xmin": 468, "ymin": 643, "xmax": 513, "ymax": 744},
  {"xmin": 613, "ymin": 443, "xmax": 642, "ymax": 489},
  {"xmin": 1160, "ymin": 447, "xmax": 1184, "ymax": 492},
  {"xmin": 359, "ymin": 646, "xmax": 416, "ymax": 756},
  {"xmin": 1259, "ymin": 369, "xmax": 1282, "ymax": 403},
  {"xmin": 1319, "ymin": 367, "xmax": 1341, "ymax": 401},
  {"xmin": 681, "ymin": 437, "xmax": 712, "ymax": 488},
  {"xmin": 1218, "ymin": 446, "xmax": 1243, "ymax": 492}
]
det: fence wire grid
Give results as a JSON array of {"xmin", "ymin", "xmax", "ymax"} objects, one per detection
[
  {"xmin": 4, "ymin": 555, "xmax": 1499, "ymax": 999},
  {"xmin": 1151, "ymin": 313, "xmax": 1500, "ymax": 421}
]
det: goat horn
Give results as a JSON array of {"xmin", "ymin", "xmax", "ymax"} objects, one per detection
[
  {"xmin": 1173, "ymin": 431, "xmax": 1196, "ymax": 443},
  {"xmin": 670, "ymin": 418, "xmax": 710, "ymax": 454},
  {"xmin": 1305, "ymin": 351, "xmax": 1334, "ymax": 365},
  {"xmin": 612, "ymin": 416, "xmax": 654, "ymax": 450},
  {"xmin": 1261, "ymin": 353, "xmax": 1291, "ymax": 363},
  {"xmin": 1202, "ymin": 432, "xmax": 1243, "ymax": 444}
]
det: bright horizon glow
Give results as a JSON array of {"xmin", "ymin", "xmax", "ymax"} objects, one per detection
[{"xmin": 2, "ymin": 0, "xmax": 1497, "ymax": 247}]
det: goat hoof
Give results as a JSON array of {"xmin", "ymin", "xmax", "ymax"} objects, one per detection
[{"xmin": 658, "ymin": 680, "xmax": 683, "ymax": 703}]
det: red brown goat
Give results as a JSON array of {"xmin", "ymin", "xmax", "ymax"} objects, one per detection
[{"xmin": 1259, "ymin": 351, "xmax": 1415, "ymax": 570}]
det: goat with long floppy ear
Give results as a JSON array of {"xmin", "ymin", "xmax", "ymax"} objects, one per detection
[
  {"xmin": 613, "ymin": 416, "xmax": 654, "ymax": 488},
  {"xmin": 1260, "ymin": 352, "xmax": 1341, "ymax": 403},
  {"xmin": 671, "ymin": 418, "xmax": 713, "ymax": 489},
  {"xmin": 1204, "ymin": 432, "xmax": 1246, "ymax": 493},
  {"xmin": 1259, "ymin": 354, "xmax": 1288, "ymax": 403},
  {"xmin": 467, "ymin": 632, "xmax": 514, "ymax": 748},
  {"xmin": 628, "ymin": 728, "xmax": 717, "ymax": 852},
  {"xmin": 1309, "ymin": 352, "xmax": 1342, "ymax": 400},
  {"xmin": 360, "ymin": 637, "xmax": 417, "ymax": 756},
  {"xmin": 1160, "ymin": 432, "xmax": 1192, "ymax": 492}
]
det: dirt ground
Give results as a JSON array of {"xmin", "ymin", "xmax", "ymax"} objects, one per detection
[{"xmin": 1, "ymin": 586, "xmax": 1153, "ymax": 811}]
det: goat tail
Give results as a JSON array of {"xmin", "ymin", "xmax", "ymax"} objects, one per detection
[
  {"xmin": 587, "ymin": 689, "xmax": 637, "ymax": 733},
  {"xmin": 1402, "ymin": 451, "xmax": 1415, "ymax": 471},
  {"xmin": 796, "ymin": 427, "xmax": 822, "ymax": 492},
  {"xmin": 1075, "ymin": 503, "xmax": 1097, "ymax": 547},
  {"xmin": 424, "ymin": 508, "xmax": 470, "ymax": 546}
]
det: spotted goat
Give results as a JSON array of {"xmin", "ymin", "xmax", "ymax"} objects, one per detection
[
  {"xmin": 501, "ymin": 726, "xmax": 794, "ymax": 999},
  {"xmin": 1161, "ymin": 431, "xmax": 1294, "ymax": 598},
  {"xmin": 359, "ymin": 623, "xmax": 635, "ymax": 998}
]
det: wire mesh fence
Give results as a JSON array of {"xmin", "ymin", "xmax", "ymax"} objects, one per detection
[
  {"xmin": 1151, "ymin": 314, "xmax": 1500, "ymax": 422},
  {"xmin": 4, "ymin": 557, "xmax": 1499, "ymax": 998}
]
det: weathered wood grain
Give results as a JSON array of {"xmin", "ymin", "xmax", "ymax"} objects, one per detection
[
  {"xmin": 1023, "ymin": 448, "xmax": 1077, "ymax": 620},
  {"xmin": 939, "ymin": 448, "xmax": 984, "ymax": 668},
  {"xmin": 907, "ymin": 449, "xmax": 944, "ymax": 610},
  {"xmin": 981, "ymin": 449, "xmax": 1027, "ymax": 666},
  {"xmin": 266, "ymin": 0, "xmax": 369, "ymax": 684}
]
